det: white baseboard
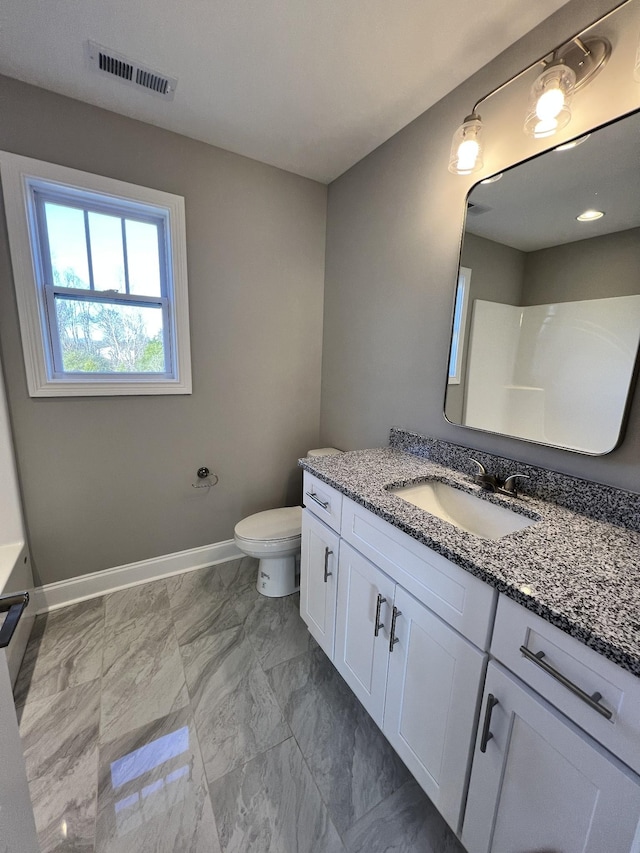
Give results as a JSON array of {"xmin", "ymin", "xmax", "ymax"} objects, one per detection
[{"xmin": 33, "ymin": 540, "xmax": 243, "ymax": 614}]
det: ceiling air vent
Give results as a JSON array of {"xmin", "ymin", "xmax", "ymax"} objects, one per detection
[
  {"xmin": 467, "ymin": 202, "xmax": 491, "ymax": 215},
  {"xmin": 86, "ymin": 40, "xmax": 177, "ymax": 101}
]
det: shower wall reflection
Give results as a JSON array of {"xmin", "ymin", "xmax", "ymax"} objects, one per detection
[{"xmin": 464, "ymin": 294, "xmax": 640, "ymax": 453}]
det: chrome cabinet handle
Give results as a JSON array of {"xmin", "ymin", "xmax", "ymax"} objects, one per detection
[
  {"xmin": 479, "ymin": 693, "xmax": 499, "ymax": 753},
  {"xmin": 389, "ymin": 606, "xmax": 401, "ymax": 652},
  {"xmin": 374, "ymin": 594, "xmax": 386, "ymax": 637},
  {"xmin": 323, "ymin": 547, "xmax": 333, "ymax": 582},
  {"xmin": 0, "ymin": 591, "xmax": 29, "ymax": 649},
  {"xmin": 306, "ymin": 491, "xmax": 330, "ymax": 511},
  {"xmin": 519, "ymin": 645, "xmax": 613, "ymax": 720}
]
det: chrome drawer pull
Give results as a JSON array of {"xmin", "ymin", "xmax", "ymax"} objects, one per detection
[
  {"xmin": 0, "ymin": 591, "xmax": 29, "ymax": 649},
  {"xmin": 374, "ymin": 594, "xmax": 386, "ymax": 637},
  {"xmin": 323, "ymin": 547, "xmax": 333, "ymax": 583},
  {"xmin": 306, "ymin": 491, "xmax": 330, "ymax": 511},
  {"xmin": 480, "ymin": 693, "xmax": 499, "ymax": 753},
  {"xmin": 519, "ymin": 645, "xmax": 613, "ymax": 720},
  {"xmin": 389, "ymin": 606, "xmax": 401, "ymax": 652}
]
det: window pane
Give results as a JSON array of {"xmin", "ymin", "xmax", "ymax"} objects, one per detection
[
  {"xmin": 88, "ymin": 212, "xmax": 126, "ymax": 293},
  {"xmin": 55, "ymin": 297, "xmax": 166, "ymax": 374},
  {"xmin": 126, "ymin": 220, "xmax": 162, "ymax": 296},
  {"xmin": 449, "ymin": 282, "xmax": 465, "ymax": 377},
  {"xmin": 44, "ymin": 203, "xmax": 90, "ymax": 289}
]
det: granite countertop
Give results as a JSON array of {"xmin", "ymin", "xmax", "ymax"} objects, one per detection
[{"xmin": 300, "ymin": 446, "xmax": 640, "ymax": 678}]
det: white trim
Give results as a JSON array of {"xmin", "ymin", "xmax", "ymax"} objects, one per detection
[
  {"xmin": 0, "ymin": 151, "xmax": 192, "ymax": 396},
  {"xmin": 32, "ymin": 540, "xmax": 242, "ymax": 614},
  {"xmin": 448, "ymin": 265, "xmax": 472, "ymax": 385}
]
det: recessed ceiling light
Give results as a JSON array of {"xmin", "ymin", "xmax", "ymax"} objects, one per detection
[
  {"xmin": 577, "ymin": 209, "xmax": 605, "ymax": 221},
  {"xmin": 555, "ymin": 134, "xmax": 591, "ymax": 151},
  {"xmin": 480, "ymin": 173, "xmax": 503, "ymax": 184}
]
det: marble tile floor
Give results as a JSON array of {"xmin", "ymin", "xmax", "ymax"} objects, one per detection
[{"xmin": 14, "ymin": 556, "xmax": 466, "ymax": 853}]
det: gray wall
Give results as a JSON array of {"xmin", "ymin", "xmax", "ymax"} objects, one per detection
[
  {"xmin": 321, "ymin": 0, "xmax": 640, "ymax": 493},
  {"xmin": 523, "ymin": 227, "xmax": 640, "ymax": 304},
  {"xmin": 461, "ymin": 233, "xmax": 525, "ymax": 307},
  {"xmin": 0, "ymin": 76, "xmax": 327, "ymax": 585},
  {"xmin": 445, "ymin": 232, "xmax": 525, "ymax": 421}
]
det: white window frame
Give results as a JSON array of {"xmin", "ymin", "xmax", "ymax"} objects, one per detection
[
  {"xmin": 0, "ymin": 152, "xmax": 192, "ymax": 396},
  {"xmin": 448, "ymin": 266, "xmax": 471, "ymax": 385}
]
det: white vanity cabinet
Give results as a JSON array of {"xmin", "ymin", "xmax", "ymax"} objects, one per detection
[
  {"xmin": 334, "ymin": 541, "xmax": 487, "ymax": 831},
  {"xmin": 300, "ymin": 508, "xmax": 340, "ymax": 659},
  {"xmin": 462, "ymin": 661, "xmax": 640, "ymax": 853},
  {"xmin": 300, "ymin": 472, "xmax": 343, "ymax": 659},
  {"xmin": 463, "ymin": 594, "xmax": 640, "ymax": 853},
  {"xmin": 301, "ymin": 474, "xmax": 496, "ymax": 833},
  {"xmin": 334, "ymin": 542, "xmax": 395, "ymax": 726},
  {"xmin": 382, "ymin": 585, "xmax": 486, "ymax": 832}
]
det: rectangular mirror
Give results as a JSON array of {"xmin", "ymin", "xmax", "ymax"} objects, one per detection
[{"xmin": 444, "ymin": 109, "xmax": 640, "ymax": 455}]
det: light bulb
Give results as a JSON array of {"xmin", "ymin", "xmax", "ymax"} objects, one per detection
[
  {"xmin": 524, "ymin": 61, "xmax": 576, "ymax": 139},
  {"xmin": 536, "ymin": 85, "xmax": 565, "ymax": 121},
  {"xmin": 448, "ymin": 113, "xmax": 484, "ymax": 175},
  {"xmin": 456, "ymin": 139, "xmax": 480, "ymax": 172}
]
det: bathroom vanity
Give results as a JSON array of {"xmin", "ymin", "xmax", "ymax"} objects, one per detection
[{"xmin": 299, "ymin": 431, "xmax": 640, "ymax": 853}]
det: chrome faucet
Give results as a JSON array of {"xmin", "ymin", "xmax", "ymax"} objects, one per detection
[{"xmin": 470, "ymin": 459, "xmax": 530, "ymax": 497}]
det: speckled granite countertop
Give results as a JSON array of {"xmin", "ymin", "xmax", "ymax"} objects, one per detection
[{"xmin": 300, "ymin": 440, "xmax": 640, "ymax": 678}]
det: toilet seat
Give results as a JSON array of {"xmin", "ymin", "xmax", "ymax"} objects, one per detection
[{"xmin": 234, "ymin": 506, "xmax": 302, "ymax": 543}]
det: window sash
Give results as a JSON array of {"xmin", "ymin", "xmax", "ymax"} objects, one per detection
[
  {"xmin": 30, "ymin": 186, "xmax": 176, "ymax": 379},
  {"xmin": 43, "ymin": 287, "xmax": 173, "ymax": 378},
  {"xmin": 32, "ymin": 188, "xmax": 168, "ymax": 298}
]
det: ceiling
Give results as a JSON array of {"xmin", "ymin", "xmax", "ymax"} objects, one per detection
[
  {"xmin": 0, "ymin": 0, "xmax": 571, "ymax": 183},
  {"xmin": 466, "ymin": 110, "xmax": 640, "ymax": 251}
]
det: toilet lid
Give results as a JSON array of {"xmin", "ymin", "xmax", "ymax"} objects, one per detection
[{"xmin": 235, "ymin": 506, "xmax": 302, "ymax": 541}]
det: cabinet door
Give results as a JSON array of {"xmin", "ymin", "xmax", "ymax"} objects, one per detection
[
  {"xmin": 462, "ymin": 661, "xmax": 640, "ymax": 853},
  {"xmin": 300, "ymin": 509, "xmax": 340, "ymax": 660},
  {"xmin": 383, "ymin": 586, "xmax": 486, "ymax": 833},
  {"xmin": 0, "ymin": 651, "xmax": 40, "ymax": 852},
  {"xmin": 334, "ymin": 542, "xmax": 396, "ymax": 727}
]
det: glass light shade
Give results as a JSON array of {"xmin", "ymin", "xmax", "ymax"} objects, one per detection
[
  {"xmin": 576, "ymin": 209, "xmax": 604, "ymax": 221},
  {"xmin": 448, "ymin": 114, "xmax": 484, "ymax": 175},
  {"xmin": 524, "ymin": 63, "xmax": 576, "ymax": 138}
]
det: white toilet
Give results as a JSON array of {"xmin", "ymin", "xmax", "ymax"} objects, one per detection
[{"xmin": 234, "ymin": 448, "xmax": 342, "ymax": 597}]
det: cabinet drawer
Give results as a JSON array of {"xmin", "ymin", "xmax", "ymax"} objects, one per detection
[
  {"xmin": 492, "ymin": 594, "xmax": 640, "ymax": 775},
  {"xmin": 341, "ymin": 497, "xmax": 496, "ymax": 649},
  {"xmin": 303, "ymin": 472, "xmax": 342, "ymax": 533}
]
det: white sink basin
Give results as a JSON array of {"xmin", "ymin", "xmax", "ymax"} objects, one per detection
[{"xmin": 388, "ymin": 480, "xmax": 537, "ymax": 540}]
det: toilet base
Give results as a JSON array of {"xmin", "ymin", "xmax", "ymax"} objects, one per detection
[{"xmin": 256, "ymin": 554, "xmax": 299, "ymax": 597}]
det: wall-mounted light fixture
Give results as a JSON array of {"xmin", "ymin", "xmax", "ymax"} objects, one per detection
[
  {"xmin": 524, "ymin": 38, "xmax": 610, "ymax": 140},
  {"xmin": 448, "ymin": 9, "xmax": 618, "ymax": 175}
]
